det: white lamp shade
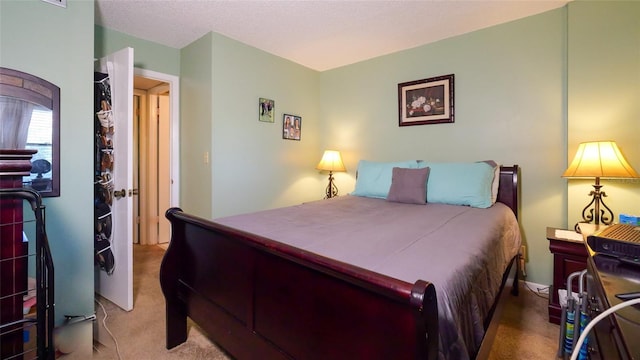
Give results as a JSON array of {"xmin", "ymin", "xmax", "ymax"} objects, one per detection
[
  {"xmin": 562, "ymin": 141, "xmax": 639, "ymax": 178},
  {"xmin": 316, "ymin": 150, "xmax": 346, "ymax": 172}
]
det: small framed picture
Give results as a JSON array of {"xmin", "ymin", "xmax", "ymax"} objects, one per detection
[
  {"xmin": 398, "ymin": 74, "xmax": 454, "ymax": 126},
  {"xmin": 259, "ymin": 98, "xmax": 275, "ymax": 123},
  {"xmin": 282, "ymin": 114, "xmax": 301, "ymax": 141}
]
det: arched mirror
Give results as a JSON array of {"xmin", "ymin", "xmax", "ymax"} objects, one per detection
[{"xmin": 0, "ymin": 67, "xmax": 60, "ymax": 197}]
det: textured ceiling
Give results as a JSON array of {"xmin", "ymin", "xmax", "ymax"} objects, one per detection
[{"xmin": 95, "ymin": 0, "xmax": 570, "ymax": 71}]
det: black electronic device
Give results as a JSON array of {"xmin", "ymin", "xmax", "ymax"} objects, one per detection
[
  {"xmin": 587, "ymin": 224, "xmax": 640, "ymax": 266},
  {"xmin": 616, "ymin": 291, "xmax": 640, "ymax": 301}
]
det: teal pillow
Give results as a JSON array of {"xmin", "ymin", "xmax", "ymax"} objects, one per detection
[
  {"xmin": 352, "ymin": 160, "xmax": 420, "ymax": 199},
  {"xmin": 422, "ymin": 161, "xmax": 496, "ymax": 208}
]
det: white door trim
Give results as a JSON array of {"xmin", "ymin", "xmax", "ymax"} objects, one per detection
[{"xmin": 133, "ymin": 68, "xmax": 180, "ymax": 208}]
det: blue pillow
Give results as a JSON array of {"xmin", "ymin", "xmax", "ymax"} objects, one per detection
[
  {"xmin": 352, "ymin": 160, "xmax": 420, "ymax": 199},
  {"xmin": 421, "ymin": 161, "xmax": 496, "ymax": 208}
]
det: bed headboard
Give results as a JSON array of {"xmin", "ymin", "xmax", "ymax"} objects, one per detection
[{"xmin": 497, "ymin": 165, "xmax": 519, "ymax": 219}]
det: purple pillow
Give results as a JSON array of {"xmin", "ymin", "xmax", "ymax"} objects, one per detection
[{"xmin": 386, "ymin": 167, "xmax": 430, "ymax": 204}]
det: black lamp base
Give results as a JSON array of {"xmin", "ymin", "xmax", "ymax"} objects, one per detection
[
  {"xmin": 324, "ymin": 171, "xmax": 338, "ymax": 199},
  {"xmin": 574, "ymin": 177, "xmax": 614, "ymax": 232}
]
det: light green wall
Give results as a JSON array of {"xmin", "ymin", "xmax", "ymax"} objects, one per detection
[
  {"xmin": 94, "ymin": 29, "xmax": 322, "ymax": 220},
  {"xmin": 94, "ymin": 25, "xmax": 180, "ymax": 76},
  {"xmin": 2, "ymin": 4, "xmax": 637, "ymax": 355},
  {"xmin": 317, "ymin": 1, "xmax": 640, "ymax": 286},
  {"xmin": 208, "ymin": 33, "xmax": 321, "ymax": 218},
  {"xmin": 567, "ymin": 1, "xmax": 640, "ymax": 227},
  {"xmin": 0, "ymin": 0, "xmax": 95, "ymax": 354},
  {"xmin": 179, "ymin": 33, "xmax": 321, "ymax": 219},
  {"xmin": 94, "ymin": 1, "xmax": 640, "ymax": 289},
  {"xmin": 320, "ymin": 9, "xmax": 567, "ymax": 285},
  {"xmin": 179, "ymin": 33, "xmax": 213, "ymax": 217}
]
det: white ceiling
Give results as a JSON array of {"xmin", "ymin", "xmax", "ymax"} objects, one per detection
[{"xmin": 95, "ymin": 0, "xmax": 571, "ymax": 72}]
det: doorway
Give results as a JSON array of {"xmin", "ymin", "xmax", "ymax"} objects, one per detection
[{"xmin": 132, "ymin": 69, "xmax": 179, "ymax": 246}]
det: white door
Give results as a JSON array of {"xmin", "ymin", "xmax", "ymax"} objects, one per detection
[{"xmin": 96, "ymin": 47, "xmax": 134, "ymax": 311}]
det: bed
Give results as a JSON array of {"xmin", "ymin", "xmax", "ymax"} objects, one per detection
[{"xmin": 160, "ymin": 162, "xmax": 521, "ymax": 359}]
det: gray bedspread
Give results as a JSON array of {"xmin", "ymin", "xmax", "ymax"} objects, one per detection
[{"xmin": 216, "ymin": 195, "xmax": 521, "ymax": 359}]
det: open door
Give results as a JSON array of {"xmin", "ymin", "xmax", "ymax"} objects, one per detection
[{"xmin": 95, "ymin": 47, "xmax": 134, "ymax": 311}]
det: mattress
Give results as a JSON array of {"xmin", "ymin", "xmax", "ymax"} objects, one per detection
[{"xmin": 216, "ymin": 195, "xmax": 521, "ymax": 359}]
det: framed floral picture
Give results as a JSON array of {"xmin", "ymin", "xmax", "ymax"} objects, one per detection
[
  {"xmin": 398, "ymin": 74, "xmax": 454, "ymax": 126},
  {"xmin": 282, "ymin": 114, "xmax": 301, "ymax": 141}
]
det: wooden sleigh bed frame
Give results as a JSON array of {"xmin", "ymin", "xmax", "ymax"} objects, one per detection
[{"xmin": 160, "ymin": 165, "xmax": 520, "ymax": 359}]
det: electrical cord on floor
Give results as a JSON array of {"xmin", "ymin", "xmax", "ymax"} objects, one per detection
[
  {"xmin": 523, "ymin": 281, "xmax": 550, "ymax": 299},
  {"xmin": 95, "ymin": 298, "xmax": 123, "ymax": 360},
  {"xmin": 570, "ymin": 297, "xmax": 640, "ymax": 360}
]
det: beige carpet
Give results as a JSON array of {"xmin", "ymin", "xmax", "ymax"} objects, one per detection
[
  {"xmin": 86, "ymin": 244, "xmax": 559, "ymax": 360},
  {"xmin": 487, "ymin": 283, "xmax": 560, "ymax": 359},
  {"xmin": 92, "ymin": 245, "xmax": 227, "ymax": 360}
]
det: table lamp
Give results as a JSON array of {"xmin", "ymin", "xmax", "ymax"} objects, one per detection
[
  {"xmin": 562, "ymin": 141, "xmax": 639, "ymax": 228},
  {"xmin": 316, "ymin": 150, "xmax": 346, "ymax": 198}
]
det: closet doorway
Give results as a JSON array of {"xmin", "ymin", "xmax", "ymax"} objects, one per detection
[{"xmin": 132, "ymin": 69, "xmax": 179, "ymax": 246}]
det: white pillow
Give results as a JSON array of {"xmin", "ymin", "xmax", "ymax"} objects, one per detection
[{"xmin": 481, "ymin": 160, "xmax": 501, "ymax": 205}]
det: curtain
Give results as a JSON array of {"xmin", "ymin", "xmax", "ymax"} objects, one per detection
[{"xmin": 0, "ymin": 97, "xmax": 35, "ymax": 149}]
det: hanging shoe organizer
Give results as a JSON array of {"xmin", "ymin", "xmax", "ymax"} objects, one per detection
[{"xmin": 94, "ymin": 72, "xmax": 115, "ymax": 275}]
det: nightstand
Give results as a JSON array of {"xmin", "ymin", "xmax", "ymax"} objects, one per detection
[{"xmin": 547, "ymin": 227, "xmax": 589, "ymax": 324}]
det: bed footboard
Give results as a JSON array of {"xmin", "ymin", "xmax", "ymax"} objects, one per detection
[{"xmin": 160, "ymin": 208, "xmax": 439, "ymax": 359}]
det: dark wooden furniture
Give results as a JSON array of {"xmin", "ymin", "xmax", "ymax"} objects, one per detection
[
  {"xmin": 548, "ymin": 227, "xmax": 589, "ymax": 324},
  {"xmin": 0, "ymin": 151, "xmax": 55, "ymax": 359},
  {"xmin": 585, "ymin": 231, "xmax": 640, "ymax": 359},
  {"xmin": 0, "ymin": 150, "xmax": 35, "ymax": 358},
  {"xmin": 160, "ymin": 166, "xmax": 520, "ymax": 360},
  {"xmin": 0, "ymin": 188, "xmax": 55, "ymax": 360}
]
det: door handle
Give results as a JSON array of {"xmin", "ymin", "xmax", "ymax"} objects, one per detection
[
  {"xmin": 114, "ymin": 188, "xmax": 138, "ymax": 200},
  {"xmin": 114, "ymin": 189, "xmax": 127, "ymax": 199}
]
